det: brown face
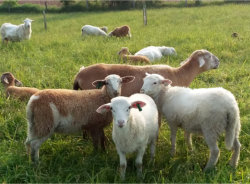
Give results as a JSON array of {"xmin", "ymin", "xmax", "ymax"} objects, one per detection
[{"xmin": 1, "ymin": 72, "xmax": 15, "ymax": 85}]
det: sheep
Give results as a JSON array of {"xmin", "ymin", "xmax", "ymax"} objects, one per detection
[
  {"xmin": 118, "ymin": 47, "xmax": 150, "ymax": 64},
  {"xmin": 108, "ymin": 25, "xmax": 131, "ymax": 38},
  {"xmin": 73, "ymin": 49, "xmax": 220, "ymax": 97},
  {"xmin": 134, "ymin": 46, "xmax": 176, "ymax": 62},
  {"xmin": 81, "ymin": 25, "xmax": 107, "ymax": 36},
  {"xmin": 1, "ymin": 18, "xmax": 33, "ymax": 43},
  {"xmin": 140, "ymin": 73, "xmax": 241, "ymax": 171},
  {"xmin": 96, "ymin": 93, "xmax": 159, "ymax": 180},
  {"xmin": 25, "ymin": 74, "xmax": 135, "ymax": 163},
  {"xmin": 100, "ymin": 26, "xmax": 108, "ymax": 33},
  {"xmin": 1, "ymin": 72, "xmax": 39, "ymax": 100}
]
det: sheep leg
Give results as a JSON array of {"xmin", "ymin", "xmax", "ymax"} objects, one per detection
[
  {"xmin": 229, "ymin": 138, "xmax": 241, "ymax": 168},
  {"xmin": 203, "ymin": 132, "xmax": 220, "ymax": 171},
  {"xmin": 90, "ymin": 129, "xmax": 99, "ymax": 151},
  {"xmin": 135, "ymin": 146, "xmax": 146, "ymax": 178},
  {"xmin": 118, "ymin": 150, "xmax": 127, "ymax": 181},
  {"xmin": 150, "ymin": 138, "xmax": 156, "ymax": 161},
  {"xmin": 100, "ymin": 128, "xmax": 106, "ymax": 151},
  {"xmin": 184, "ymin": 131, "xmax": 193, "ymax": 151},
  {"xmin": 29, "ymin": 135, "xmax": 50, "ymax": 164},
  {"xmin": 170, "ymin": 126, "xmax": 178, "ymax": 156}
]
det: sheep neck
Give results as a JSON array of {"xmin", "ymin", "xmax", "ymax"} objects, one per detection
[{"xmin": 174, "ymin": 57, "xmax": 201, "ymax": 87}]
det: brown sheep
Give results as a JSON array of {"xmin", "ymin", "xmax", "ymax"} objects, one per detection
[
  {"xmin": 108, "ymin": 25, "xmax": 131, "ymax": 37},
  {"xmin": 118, "ymin": 47, "xmax": 150, "ymax": 64},
  {"xmin": 73, "ymin": 49, "xmax": 220, "ymax": 97},
  {"xmin": 1, "ymin": 72, "xmax": 39, "ymax": 100}
]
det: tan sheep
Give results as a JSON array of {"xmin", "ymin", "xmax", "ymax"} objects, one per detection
[
  {"xmin": 25, "ymin": 74, "xmax": 135, "ymax": 163},
  {"xmin": 1, "ymin": 72, "xmax": 39, "ymax": 100},
  {"xmin": 73, "ymin": 49, "xmax": 220, "ymax": 97},
  {"xmin": 108, "ymin": 25, "xmax": 131, "ymax": 37},
  {"xmin": 118, "ymin": 47, "xmax": 150, "ymax": 64}
]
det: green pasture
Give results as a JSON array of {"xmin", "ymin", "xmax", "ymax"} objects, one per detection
[{"xmin": 0, "ymin": 3, "xmax": 249, "ymax": 183}]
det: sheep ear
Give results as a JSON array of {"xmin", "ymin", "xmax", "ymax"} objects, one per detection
[
  {"xmin": 131, "ymin": 101, "xmax": 146, "ymax": 111},
  {"xmin": 145, "ymin": 72, "xmax": 151, "ymax": 76},
  {"xmin": 3, "ymin": 77, "xmax": 9, "ymax": 84},
  {"xmin": 122, "ymin": 76, "xmax": 135, "ymax": 83},
  {"xmin": 96, "ymin": 103, "xmax": 111, "ymax": 114},
  {"xmin": 92, "ymin": 80, "xmax": 106, "ymax": 89},
  {"xmin": 15, "ymin": 79, "xmax": 23, "ymax": 87},
  {"xmin": 199, "ymin": 57, "xmax": 205, "ymax": 67},
  {"xmin": 161, "ymin": 79, "xmax": 172, "ymax": 86}
]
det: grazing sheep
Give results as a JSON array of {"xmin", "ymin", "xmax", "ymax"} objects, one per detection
[
  {"xmin": 25, "ymin": 74, "xmax": 135, "ymax": 163},
  {"xmin": 140, "ymin": 73, "xmax": 241, "ymax": 171},
  {"xmin": 73, "ymin": 49, "xmax": 220, "ymax": 97},
  {"xmin": 134, "ymin": 46, "xmax": 176, "ymax": 62},
  {"xmin": 108, "ymin": 25, "xmax": 131, "ymax": 38},
  {"xmin": 118, "ymin": 47, "xmax": 150, "ymax": 64},
  {"xmin": 100, "ymin": 26, "xmax": 108, "ymax": 33},
  {"xmin": 81, "ymin": 25, "xmax": 107, "ymax": 36},
  {"xmin": 96, "ymin": 94, "xmax": 158, "ymax": 180},
  {"xmin": 1, "ymin": 72, "xmax": 39, "ymax": 100},
  {"xmin": 1, "ymin": 18, "xmax": 33, "ymax": 43}
]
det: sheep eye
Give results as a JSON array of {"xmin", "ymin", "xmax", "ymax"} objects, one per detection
[
  {"xmin": 106, "ymin": 82, "xmax": 109, "ymax": 85},
  {"xmin": 153, "ymin": 82, "xmax": 157, "ymax": 84}
]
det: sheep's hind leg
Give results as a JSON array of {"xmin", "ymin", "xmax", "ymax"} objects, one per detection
[
  {"xmin": 170, "ymin": 126, "xmax": 178, "ymax": 156},
  {"xmin": 29, "ymin": 135, "xmax": 51, "ymax": 164},
  {"xmin": 203, "ymin": 131, "xmax": 220, "ymax": 171},
  {"xmin": 229, "ymin": 138, "xmax": 241, "ymax": 168}
]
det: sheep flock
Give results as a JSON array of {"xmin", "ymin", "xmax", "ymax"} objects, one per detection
[{"xmin": 0, "ymin": 17, "xmax": 242, "ymax": 181}]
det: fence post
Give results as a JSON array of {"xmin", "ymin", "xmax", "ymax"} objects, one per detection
[
  {"xmin": 44, "ymin": 1, "xmax": 48, "ymax": 12},
  {"xmin": 143, "ymin": 1, "xmax": 147, "ymax": 26},
  {"xmin": 86, "ymin": 0, "xmax": 89, "ymax": 10},
  {"xmin": 132, "ymin": 0, "xmax": 135, "ymax": 9},
  {"xmin": 43, "ymin": 10, "xmax": 47, "ymax": 30}
]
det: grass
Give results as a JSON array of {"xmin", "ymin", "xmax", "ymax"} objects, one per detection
[{"xmin": 0, "ymin": 3, "xmax": 249, "ymax": 183}]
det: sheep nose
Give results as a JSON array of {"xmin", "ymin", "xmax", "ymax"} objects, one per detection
[
  {"xmin": 118, "ymin": 120, "xmax": 125, "ymax": 128},
  {"xmin": 140, "ymin": 89, "xmax": 145, "ymax": 93}
]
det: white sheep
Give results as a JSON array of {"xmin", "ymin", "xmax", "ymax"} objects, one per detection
[
  {"xmin": 134, "ymin": 46, "xmax": 176, "ymax": 62},
  {"xmin": 1, "ymin": 18, "xmax": 33, "ymax": 43},
  {"xmin": 81, "ymin": 25, "xmax": 107, "ymax": 36},
  {"xmin": 141, "ymin": 73, "xmax": 241, "ymax": 171},
  {"xmin": 96, "ymin": 94, "xmax": 159, "ymax": 180},
  {"xmin": 25, "ymin": 74, "xmax": 135, "ymax": 163}
]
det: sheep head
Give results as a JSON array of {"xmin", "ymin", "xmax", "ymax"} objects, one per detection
[
  {"xmin": 92, "ymin": 74, "xmax": 135, "ymax": 98},
  {"xmin": 96, "ymin": 96, "xmax": 146, "ymax": 128},
  {"xmin": 100, "ymin": 26, "xmax": 108, "ymax": 33},
  {"xmin": 118, "ymin": 47, "xmax": 131, "ymax": 56},
  {"xmin": 1, "ymin": 72, "xmax": 23, "ymax": 87},
  {"xmin": 140, "ymin": 73, "xmax": 172, "ymax": 98},
  {"xmin": 180, "ymin": 49, "xmax": 220, "ymax": 71},
  {"xmin": 23, "ymin": 18, "xmax": 34, "ymax": 29}
]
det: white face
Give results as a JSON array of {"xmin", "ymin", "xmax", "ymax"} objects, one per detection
[
  {"xmin": 141, "ymin": 74, "xmax": 165, "ymax": 97},
  {"xmin": 24, "ymin": 19, "xmax": 32, "ymax": 29},
  {"xmin": 105, "ymin": 74, "xmax": 123, "ymax": 98},
  {"xmin": 200, "ymin": 50, "xmax": 220, "ymax": 70},
  {"xmin": 110, "ymin": 97, "xmax": 131, "ymax": 128},
  {"xmin": 162, "ymin": 47, "xmax": 177, "ymax": 56}
]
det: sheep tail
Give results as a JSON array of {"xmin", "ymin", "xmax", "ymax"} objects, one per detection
[
  {"xmin": 73, "ymin": 80, "xmax": 80, "ymax": 90},
  {"xmin": 225, "ymin": 107, "xmax": 240, "ymax": 150}
]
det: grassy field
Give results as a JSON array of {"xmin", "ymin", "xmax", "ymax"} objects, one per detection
[{"xmin": 0, "ymin": 3, "xmax": 249, "ymax": 183}]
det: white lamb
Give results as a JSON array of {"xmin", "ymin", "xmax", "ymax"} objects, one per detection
[
  {"xmin": 96, "ymin": 94, "xmax": 159, "ymax": 180},
  {"xmin": 134, "ymin": 46, "xmax": 176, "ymax": 62},
  {"xmin": 1, "ymin": 18, "xmax": 33, "ymax": 43},
  {"xmin": 141, "ymin": 73, "xmax": 241, "ymax": 171},
  {"xmin": 81, "ymin": 25, "xmax": 107, "ymax": 36}
]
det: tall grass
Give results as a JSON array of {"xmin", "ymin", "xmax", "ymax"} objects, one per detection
[{"xmin": 0, "ymin": 4, "xmax": 249, "ymax": 183}]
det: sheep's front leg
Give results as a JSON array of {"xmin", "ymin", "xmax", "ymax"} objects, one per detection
[
  {"xmin": 203, "ymin": 131, "xmax": 220, "ymax": 171},
  {"xmin": 184, "ymin": 131, "xmax": 193, "ymax": 151},
  {"xmin": 229, "ymin": 138, "xmax": 241, "ymax": 168},
  {"xmin": 136, "ymin": 146, "xmax": 146, "ymax": 179},
  {"xmin": 170, "ymin": 126, "xmax": 178, "ymax": 156},
  {"xmin": 118, "ymin": 150, "xmax": 127, "ymax": 181}
]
